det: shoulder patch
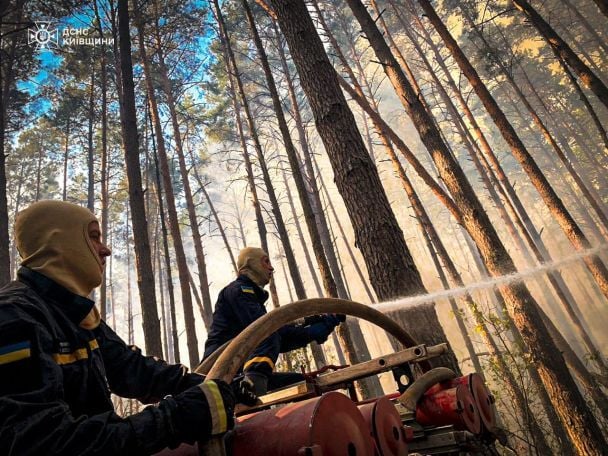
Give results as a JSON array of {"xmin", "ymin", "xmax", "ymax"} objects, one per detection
[
  {"xmin": 241, "ymin": 286, "xmax": 255, "ymax": 294},
  {"xmin": 0, "ymin": 340, "xmax": 31, "ymax": 365}
]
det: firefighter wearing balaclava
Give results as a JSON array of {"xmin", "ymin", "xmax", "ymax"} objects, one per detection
[
  {"xmin": 0, "ymin": 200, "xmax": 247, "ymax": 455},
  {"xmin": 203, "ymin": 247, "xmax": 344, "ymax": 398}
]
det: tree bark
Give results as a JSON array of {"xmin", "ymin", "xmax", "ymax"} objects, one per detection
[
  {"xmin": 93, "ymin": 0, "xmax": 109, "ymax": 320},
  {"xmin": 416, "ymin": 0, "xmax": 608, "ymax": 305},
  {"xmin": 62, "ymin": 117, "xmax": 70, "ymax": 201},
  {"xmin": 0, "ymin": 2, "xmax": 25, "ymax": 283},
  {"xmin": 312, "ymin": 155, "xmax": 377, "ymax": 303},
  {"xmin": 269, "ymin": 0, "xmax": 427, "ymax": 302},
  {"xmin": 149, "ymin": 109, "xmax": 180, "ymax": 364},
  {"xmin": 242, "ymin": 0, "xmax": 337, "ymax": 300},
  {"xmin": 116, "ymin": 0, "xmax": 162, "ymax": 358},
  {"xmin": 511, "ymin": 0, "xmax": 608, "ymax": 109},
  {"xmin": 348, "ymin": 0, "xmax": 607, "ymax": 453},
  {"xmin": 280, "ymin": 163, "xmax": 322, "ymax": 297},
  {"xmin": 214, "ymin": 0, "xmax": 308, "ymax": 304},
  {"xmin": 272, "ymin": 20, "xmax": 351, "ymax": 301},
  {"xmin": 210, "ymin": 0, "xmax": 280, "ymax": 308},
  {"xmin": 132, "ymin": 4, "xmax": 199, "ymax": 366},
  {"xmin": 591, "ymin": 0, "xmax": 608, "ymax": 18},
  {"xmin": 152, "ymin": 5, "xmax": 214, "ymax": 328}
]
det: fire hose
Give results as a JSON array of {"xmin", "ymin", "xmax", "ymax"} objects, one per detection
[{"xmin": 197, "ymin": 297, "xmax": 434, "ymax": 456}]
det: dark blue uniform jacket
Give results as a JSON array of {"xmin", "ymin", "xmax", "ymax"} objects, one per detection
[
  {"xmin": 0, "ymin": 267, "xmax": 203, "ymax": 455},
  {"xmin": 203, "ymin": 275, "xmax": 313, "ymax": 376}
]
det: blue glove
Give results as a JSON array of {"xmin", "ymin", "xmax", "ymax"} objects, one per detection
[
  {"xmin": 307, "ymin": 315, "xmax": 342, "ymax": 344},
  {"xmin": 307, "ymin": 322, "xmax": 332, "ymax": 343}
]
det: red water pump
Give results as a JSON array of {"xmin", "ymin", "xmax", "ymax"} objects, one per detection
[{"xmin": 155, "ymin": 298, "xmax": 500, "ymax": 456}]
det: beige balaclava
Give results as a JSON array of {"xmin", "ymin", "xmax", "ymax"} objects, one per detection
[
  {"xmin": 237, "ymin": 247, "xmax": 270, "ymax": 287},
  {"xmin": 15, "ymin": 200, "xmax": 104, "ymax": 329}
]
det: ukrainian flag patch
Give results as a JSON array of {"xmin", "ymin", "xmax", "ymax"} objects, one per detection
[
  {"xmin": 241, "ymin": 286, "xmax": 255, "ymax": 294},
  {"xmin": 0, "ymin": 341, "xmax": 31, "ymax": 365}
]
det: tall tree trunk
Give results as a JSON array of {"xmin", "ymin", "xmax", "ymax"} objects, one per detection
[
  {"xmin": 563, "ymin": 0, "xmax": 608, "ymax": 55},
  {"xmin": 462, "ymin": 8, "xmax": 608, "ymax": 232},
  {"xmin": 416, "ymin": 0, "xmax": 608, "ymax": 305},
  {"xmin": 277, "ymin": 241, "xmax": 294, "ymax": 303},
  {"xmin": 242, "ymin": 0, "xmax": 394, "ymax": 383},
  {"xmin": 149, "ymin": 109, "xmax": 180, "ymax": 364},
  {"xmin": 280, "ymin": 164, "xmax": 322, "ymax": 297},
  {"xmin": 403, "ymin": 7, "xmax": 606, "ymax": 370},
  {"xmin": 515, "ymin": 58, "xmax": 608, "ymax": 193},
  {"xmin": 273, "ymin": 21, "xmax": 351, "ymax": 300},
  {"xmin": 458, "ymin": 11, "xmax": 608, "ymax": 377},
  {"xmin": 315, "ymin": 0, "xmax": 462, "ymax": 375},
  {"xmin": 62, "ymin": 117, "xmax": 70, "ymax": 201},
  {"xmin": 242, "ymin": 0, "xmax": 337, "ymax": 300},
  {"xmin": 87, "ymin": 70, "xmax": 95, "ymax": 212},
  {"xmin": 511, "ymin": 0, "xmax": 608, "ymax": 109},
  {"xmin": 132, "ymin": 6, "xmax": 199, "ymax": 367},
  {"xmin": 0, "ymin": 2, "xmax": 25, "ymax": 283},
  {"xmin": 126, "ymin": 206, "xmax": 134, "ymax": 346},
  {"xmin": 152, "ymin": 6, "xmax": 213, "ymax": 328},
  {"xmin": 10, "ymin": 163, "xmax": 24, "ymax": 278},
  {"xmin": 312, "ymin": 155, "xmax": 377, "ymax": 303},
  {"xmin": 211, "ymin": 0, "xmax": 280, "ymax": 308},
  {"xmin": 116, "ymin": 0, "xmax": 162, "ymax": 358},
  {"xmin": 93, "ymin": 0, "xmax": 109, "ymax": 320},
  {"xmin": 214, "ymin": 0, "xmax": 308, "ymax": 304},
  {"xmin": 347, "ymin": 1, "xmax": 607, "ymax": 452},
  {"xmin": 370, "ymin": 12, "xmax": 580, "ymax": 448},
  {"xmin": 269, "ymin": 0, "xmax": 427, "ymax": 303},
  {"xmin": 156, "ymin": 234, "xmax": 169, "ymax": 361},
  {"xmin": 550, "ymin": 44, "xmax": 608, "ymax": 152}
]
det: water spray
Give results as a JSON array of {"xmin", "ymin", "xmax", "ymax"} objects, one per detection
[{"xmin": 374, "ymin": 243, "xmax": 608, "ymax": 313}]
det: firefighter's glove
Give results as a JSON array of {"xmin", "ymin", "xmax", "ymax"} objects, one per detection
[
  {"xmin": 335, "ymin": 313, "xmax": 346, "ymax": 322},
  {"xmin": 161, "ymin": 379, "xmax": 235, "ymax": 446},
  {"xmin": 235, "ymin": 375, "xmax": 259, "ymax": 406},
  {"xmin": 307, "ymin": 315, "xmax": 340, "ymax": 344},
  {"xmin": 324, "ymin": 314, "xmax": 344, "ymax": 326}
]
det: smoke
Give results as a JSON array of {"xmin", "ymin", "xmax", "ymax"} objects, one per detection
[{"xmin": 374, "ymin": 243, "xmax": 608, "ymax": 313}]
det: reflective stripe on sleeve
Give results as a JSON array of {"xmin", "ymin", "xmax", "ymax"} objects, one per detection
[
  {"xmin": 0, "ymin": 341, "xmax": 31, "ymax": 365},
  {"xmin": 200, "ymin": 381, "xmax": 228, "ymax": 435},
  {"xmin": 53, "ymin": 339, "xmax": 100, "ymax": 365},
  {"xmin": 243, "ymin": 356, "xmax": 275, "ymax": 371}
]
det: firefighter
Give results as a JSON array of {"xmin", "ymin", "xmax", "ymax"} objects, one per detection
[
  {"xmin": 0, "ymin": 200, "xmax": 247, "ymax": 455},
  {"xmin": 203, "ymin": 247, "xmax": 344, "ymax": 399}
]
